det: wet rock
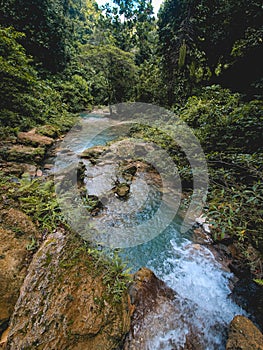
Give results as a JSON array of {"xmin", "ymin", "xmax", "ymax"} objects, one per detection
[
  {"xmin": 193, "ymin": 227, "xmax": 213, "ymax": 245},
  {"xmin": 0, "ymin": 217, "xmax": 37, "ymax": 333},
  {"xmin": 232, "ymin": 278, "xmax": 263, "ymax": 331},
  {"xmin": 84, "ymin": 195, "xmax": 104, "ymax": 215},
  {"xmin": 122, "ymin": 164, "xmax": 137, "ymax": 177},
  {"xmin": 77, "ymin": 161, "xmax": 86, "ymax": 186},
  {"xmin": 5, "ymin": 230, "xmax": 131, "ymax": 350},
  {"xmin": 57, "ymin": 148, "xmax": 75, "ymax": 156},
  {"xmin": 79, "ymin": 145, "xmax": 107, "ymax": 164},
  {"xmin": 127, "ymin": 267, "xmax": 175, "ymax": 309},
  {"xmin": 134, "ymin": 143, "xmax": 155, "ymax": 157},
  {"xmin": 3, "ymin": 145, "xmax": 45, "ymax": 164},
  {"xmin": 17, "ymin": 129, "xmax": 54, "ymax": 147},
  {"xmin": 124, "ymin": 268, "xmax": 203, "ymax": 350},
  {"xmin": 226, "ymin": 315, "xmax": 263, "ymax": 350},
  {"xmin": 43, "ymin": 163, "xmax": 53, "ymax": 170},
  {"xmin": 114, "ymin": 183, "xmax": 130, "ymax": 198}
]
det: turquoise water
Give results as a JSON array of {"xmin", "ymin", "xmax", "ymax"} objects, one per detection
[{"xmin": 54, "ymin": 113, "xmax": 246, "ymax": 350}]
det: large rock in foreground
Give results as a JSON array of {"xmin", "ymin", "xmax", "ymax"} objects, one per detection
[
  {"xmin": 226, "ymin": 315, "xmax": 263, "ymax": 350},
  {"xmin": 124, "ymin": 268, "xmax": 203, "ymax": 350},
  {"xmin": 5, "ymin": 230, "xmax": 131, "ymax": 350},
  {"xmin": 0, "ymin": 209, "xmax": 38, "ymax": 333},
  {"xmin": 17, "ymin": 129, "xmax": 54, "ymax": 147}
]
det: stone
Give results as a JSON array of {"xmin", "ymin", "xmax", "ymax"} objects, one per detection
[
  {"xmin": 43, "ymin": 163, "xmax": 53, "ymax": 170},
  {"xmin": 79, "ymin": 145, "xmax": 107, "ymax": 164},
  {"xmin": 0, "ymin": 208, "xmax": 39, "ymax": 238},
  {"xmin": 17, "ymin": 129, "xmax": 54, "ymax": 147},
  {"xmin": 193, "ymin": 227, "xmax": 213, "ymax": 245},
  {"xmin": 114, "ymin": 183, "xmax": 130, "ymax": 198},
  {"xmin": 124, "ymin": 268, "xmax": 203, "ymax": 350},
  {"xmin": 0, "ymin": 223, "xmax": 36, "ymax": 333},
  {"xmin": 4, "ymin": 145, "xmax": 45, "ymax": 164},
  {"xmin": 122, "ymin": 164, "xmax": 137, "ymax": 176},
  {"xmin": 0, "ymin": 162, "xmax": 25, "ymax": 176},
  {"xmin": 226, "ymin": 315, "xmax": 263, "ymax": 350},
  {"xmin": 5, "ymin": 230, "xmax": 131, "ymax": 350},
  {"xmin": 0, "ymin": 327, "xmax": 9, "ymax": 347},
  {"xmin": 22, "ymin": 164, "xmax": 37, "ymax": 176},
  {"xmin": 36, "ymin": 169, "xmax": 43, "ymax": 177}
]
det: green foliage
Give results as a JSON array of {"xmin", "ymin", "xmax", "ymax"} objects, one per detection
[
  {"xmin": 26, "ymin": 236, "xmax": 38, "ymax": 251},
  {"xmin": 83, "ymin": 246, "xmax": 132, "ymax": 303},
  {"xmin": 102, "ymin": 250, "xmax": 132, "ymax": 303},
  {"xmin": 80, "ymin": 44, "xmax": 138, "ymax": 105},
  {"xmin": 180, "ymin": 86, "xmax": 263, "ymax": 153},
  {"xmin": 16, "ymin": 178, "xmax": 63, "ymax": 232},
  {"xmin": 254, "ymin": 279, "xmax": 263, "ymax": 286},
  {"xmin": 54, "ymin": 74, "xmax": 93, "ymax": 113},
  {"xmin": 99, "ymin": 0, "xmax": 155, "ymax": 64},
  {"xmin": 207, "ymin": 182, "xmax": 263, "ymax": 249},
  {"xmin": 0, "ymin": 26, "xmax": 76, "ymax": 135},
  {"xmin": 158, "ymin": 0, "xmax": 263, "ymax": 104},
  {"xmin": 0, "ymin": 0, "xmax": 74, "ymax": 72},
  {"xmin": 136, "ymin": 56, "xmax": 163, "ymax": 103}
]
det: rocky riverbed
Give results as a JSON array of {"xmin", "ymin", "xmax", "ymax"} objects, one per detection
[{"xmin": 0, "ymin": 116, "xmax": 263, "ymax": 349}]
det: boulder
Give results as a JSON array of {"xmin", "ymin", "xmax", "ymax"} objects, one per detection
[
  {"xmin": 114, "ymin": 183, "xmax": 130, "ymax": 198},
  {"xmin": 0, "ymin": 162, "xmax": 25, "ymax": 176},
  {"xmin": 79, "ymin": 145, "xmax": 107, "ymax": 164},
  {"xmin": 0, "ymin": 208, "xmax": 39, "ymax": 333},
  {"xmin": 0, "ymin": 208, "xmax": 39, "ymax": 237},
  {"xmin": 226, "ymin": 315, "xmax": 263, "ymax": 350},
  {"xmin": 5, "ymin": 230, "xmax": 131, "ymax": 350},
  {"xmin": 124, "ymin": 268, "xmax": 203, "ymax": 350},
  {"xmin": 17, "ymin": 129, "xmax": 54, "ymax": 147},
  {"xmin": 122, "ymin": 164, "xmax": 137, "ymax": 177},
  {"xmin": 3, "ymin": 145, "xmax": 45, "ymax": 164}
]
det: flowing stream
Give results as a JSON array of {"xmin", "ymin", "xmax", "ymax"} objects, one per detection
[{"xmin": 51, "ymin": 113, "xmax": 246, "ymax": 349}]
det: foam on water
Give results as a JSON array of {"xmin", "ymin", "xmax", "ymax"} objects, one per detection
[{"xmin": 139, "ymin": 230, "xmax": 246, "ymax": 349}]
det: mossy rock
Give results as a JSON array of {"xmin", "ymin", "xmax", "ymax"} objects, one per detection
[
  {"xmin": 4, "ymin": 231, "xmax": 132, "ymax": 350},
  {"xmin": 3, "ymin": 145, "xmax": 45, "ymax": 164},
  {"xmin": 36, "ymin": 125, "xmax": 59, "ymax": 138},
  {"xmin": 79, "ymin": 146, "xmax": 107, "ymax": 164},
  {"xmin": 0, "ymin": 221, "xmax": 37, "ymax": 333},
  {"xmin": 17, "ymin": 130, "xmax": 54, "ymax": 147},
  {"xmin": 226, "ymin": 315, "xmax": 263, "ymax": 350},
  {"xmin": 113, "ymin": 183, "xmax": 130, "ymax": 198}
]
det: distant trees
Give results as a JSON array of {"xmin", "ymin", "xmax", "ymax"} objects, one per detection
[
  {"xmin": 80, "ymin": 44, "xmax": 138, "ymax": 105},
  {"xmin": 158, "ymin": 0, "xmax": 263, "ymax": 104},
  {"xmin": 0, "ymin": 0, "xmax": 101, "ymax": 72}
]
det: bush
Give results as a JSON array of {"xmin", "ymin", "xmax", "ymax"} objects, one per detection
[{"xmin": 179, "ymin": 86, "xmax": 263, "ymax": 153}]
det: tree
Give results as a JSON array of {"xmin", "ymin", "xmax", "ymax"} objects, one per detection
[
  {"xmin": 98, "ymin": 0, "xmax": 156, "ymax": 64},
  {"xmin": 80, "ymin": 44, "xmax": 138, "ymax": 105},
  {"xmin": 0, "ymin": 0, "xmax": 73, "ymax": 72},
  {"xmin": 0, "ymin": 26, "xmax": 70, "ymax": 131},
  {"xmin": 158, "ymin": 0, "xmax": 263, "ymax": 105}
]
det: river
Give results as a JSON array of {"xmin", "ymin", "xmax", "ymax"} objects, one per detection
[{"xmin": 52, "ymin": 112, "xmax": 246, "ymax": 349}]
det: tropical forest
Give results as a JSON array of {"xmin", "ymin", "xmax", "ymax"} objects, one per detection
[{"xmin": 0, "ymin": 0, "xmax": 262, "ymax": 349}]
